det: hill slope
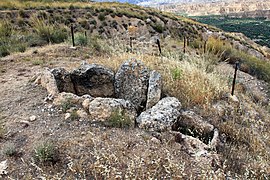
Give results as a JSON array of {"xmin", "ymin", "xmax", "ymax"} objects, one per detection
[{"xmin": 0, "ymin": 1, "xmax": 270, "ymax": 179}]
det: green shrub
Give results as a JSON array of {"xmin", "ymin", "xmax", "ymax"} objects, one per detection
[
  {"xmin": 50, "ymin": 26, "xmax": 68, "ymax": 43},
  {"xmin": 0, "ymin": 46, "xmax": 10, "ymax": 57},
  {"xmin": 151, "ymin": 23, "xmax": 164, "ymax": 33},
  {"xmin": 0, "ymin": 20, "xmax": 12, "ymax": 38},
  {"xmin": 74, "ymin": 32, "xmax": 88, "ymax": 46},
  {"xmin": 33, "ymin": 141, "xmax": 58, "ymax": 164},
  {"xmin": 171, "ymin": 67, "xmax": 182, "ymax": 80},
  {"xmin": 105, "ymin": 109, "xmax": 132, "ymax": 128},
  {"xmin": 2, "ymin": 143, "xmax": 17, "ymax": 157},
  {"xmin": 98, "ymin": 13, "xmax": 106, "ymax": 21},
  {"xmin": 60, "ymin": 99, "xmax": 74, "ymax": 113},
  {"xmin": 32, "ymin": 59, "xmax": 44, "ymax": 66},
  {"xmin": 70, "ymin": 110, "xmax": 79, "ymax": 121},
  {"xmin": 31, "ymin": 15, "xmax": 67, "ymax": 44},
  {"xmin": 26, "ymin": 34, "xmax": 47, "ymax": 47},
  {"xmin": 90, "ymin": 19, "xmax": 97, "ymax": 25}
]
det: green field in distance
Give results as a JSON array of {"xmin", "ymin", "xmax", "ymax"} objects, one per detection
[{"xmin": 194, "ymin": 15, "xmax": 270, "ymax": 48}]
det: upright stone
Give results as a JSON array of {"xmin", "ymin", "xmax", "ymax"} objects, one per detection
[
  {"xmin": 40, "ymin": 68, "xmax": 59, "ymax": 96},
  {"xmin": 70, "ymin": 64, "xmax": 115, "ymax": 97},
  {"xmin": 146, "ymin": 70, "xmax": 162, "ymax": 109},
  {"xmin": 115, "ymin": 59, "xmax": 150, "ymax": 111}
]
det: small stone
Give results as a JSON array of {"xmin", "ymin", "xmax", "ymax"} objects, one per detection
[
  {"xmin": 82, "ymin": 98, "xmax": 92, "ymax": 110},
  {"xmin": 19, "ymin": 120, "xmax": 30, "ymax": 127},
  {"xmin": 228, "ymin": 94, "xmax": 239, "ymax": 106},
  {"xmin": 150, "ymin": 137, "xmax": 160, "ymax": 144},
  {"xmin": 29, "ymin": 115, "xmax": 36, "ymax": 122},
  {"xmin": 65, "ymin": 113, "xmax": 71, "ymax": 120},
  {"xmin": 34, "ymin": 75, "xmax": 41, "ymax": 84},
  {"xmin": 0, "ymin": 160, "xmax": 8, "ymax": 175},
  {"xmin": 77, "ymin": 109, "xmax": 88, "ymax": 118}
]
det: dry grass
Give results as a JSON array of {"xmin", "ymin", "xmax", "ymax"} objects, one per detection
[{"xmin": 87, "ymin": 49, "xmax": 227, "ymax": 108}]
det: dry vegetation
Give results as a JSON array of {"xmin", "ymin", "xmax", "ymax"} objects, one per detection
[{"xmin": 0, "ymin": 0, "xmax": 269, "ymax": 179}]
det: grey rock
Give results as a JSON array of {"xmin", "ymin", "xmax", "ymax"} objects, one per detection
[
  {"xmin": 88, "ymin": 98, "xmax": 137, "ymax": 125},
  {"xmin": 39, "ymin": 68, "xmax": 59, "ymax": 96},
  {"xmin": 53, "ymin": 92, "xmax": 93, "ymax": 107},
  {"xmin": 172, "ymin": 110, "xmax": 214, "ymax": 139},
  {"xmin": 174, "ymin": 132, "xmax": 209, "ymax": 156},
  {"xmin": 51, "ymin": 68, "xmax": 75, "ymax": 94},
  {"xmin": 136, "ymin": 97, "xmax": 182, "ymax": 132},
  {"xmin": 115, "ymin": 59, "xmax": 150, "ymax": 110},
  {"xmin": 71, "ymin": 64, "xmax": 115, "ymax": 97},
  {"xmin": 146, "ymin": 70, "xmax": 162, "ymax": 109}
]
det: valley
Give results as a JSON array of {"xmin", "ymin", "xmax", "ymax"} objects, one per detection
[{"xmin": 194, "ymin": 15, "xmax": 270, "ymax": 47}]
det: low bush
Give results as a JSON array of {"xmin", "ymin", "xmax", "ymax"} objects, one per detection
[
  {"xmin": 2, "ymin": 143, "xmax": 17, "ymax": 157},
  {"xmin": 98, "ymin": 13, "xmax": 106, "ymax": 21},
  {"xmin": 31, "ymin": 15, "xmax": 68, "ymax": 44},
  {"xmin": 74, "ymin": 32, "xmax": 88, "ymax": 46},
  {"xmin": 33, "ymin": 140, "xmax": 58, "ymax": 164}
]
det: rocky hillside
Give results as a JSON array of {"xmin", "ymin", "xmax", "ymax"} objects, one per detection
[
  {"xmin": 0, "ymin": 0, "xmax": 270, "ymax": 179},
  {"xmin": 153, "ymin": 0, "xmax": 270, "ymax": 16},
  {"xmin": 228, "ymin": 9, "xmax": 270, "ymax": 19}
]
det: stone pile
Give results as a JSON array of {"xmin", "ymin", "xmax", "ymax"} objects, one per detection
[{"xmin": 36, "ymin": 59, "xmax": 220, "ymax": 155}]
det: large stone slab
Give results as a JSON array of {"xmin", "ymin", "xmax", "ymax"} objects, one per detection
[
  {"xmin": 70, "ymin": 64, "xmax": 115, "ymax": 97},
  {"xmin": 115, "ymin": 59, "xmax": 150, "ymax": 111},
  {"xmin": 88, "ymin": 98, "xmax": 137, "ymax": 125},
  {"xmin": 136, "ymin": 97, "xmax": 182, "ymax": 132}
]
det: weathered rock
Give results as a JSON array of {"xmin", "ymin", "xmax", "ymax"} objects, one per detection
[
  {"xmin": 53, "ymin": 92, "xmax": 89, "ymax": 106},
  {"xmin": 88, "ymin": 98, "xmax": 137, "ymax": 124},
  {"xmin": 146, "ymin": 70, "xmax": 162, "ymax": 109},
  {"xmin": 136, "ymin": 97, "xmax": 182, "ymax": 132},
  {"xmin": 210, "ymin": 128, "xmax": 219, "ymax": 150},
  {"xmin": 174, "ymin": 132, "xmax": 209, "ymax": 156},
  {"xmin": 172, "ymin": 110, "xmax": 214, "ymax": 139},
  {"xmin": 77, "ymin": 109, "xmax": 88, "ymax": 118},
  {"xmin": 0, "ymin": 160, "xmax": 8, "ymax": 175},
  {"xmin": 40, "ymin": 68, "xmax": 59, "ymax": 96},
  {"xmin": 82, "ymin": 98, "xmax": 92, "ymax": 110},
  {"xmin": 70, "ymin": 64, "xmax": 114, "ymax": 97},
  {"xmin": 115, "ymin": 59, "xmax": 150, "ymax": 110},
  {"xmin": 51, "ymin": 68, "xmax": 75, "ymax": 94}
]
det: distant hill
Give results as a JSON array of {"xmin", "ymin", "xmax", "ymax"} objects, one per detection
[{"xmin": 94, "ymin": 0, "xmax": 226, "ymax": 6}]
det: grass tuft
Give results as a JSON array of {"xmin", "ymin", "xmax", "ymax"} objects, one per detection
[
  {"xmin": 2, "ymin": 143, "xmax": 17, "ymax": 157},
  {"xmin": 33, "ymin": 140, "xmax": 58, "ymax": 164},
  {"xmin": 105, "ymin": 109, "xmax": 133, "ymax": 128}
]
